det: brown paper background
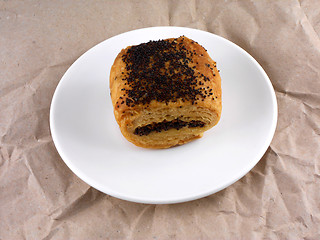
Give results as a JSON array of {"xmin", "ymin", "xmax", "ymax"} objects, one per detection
[{"xmin": 1, "ymin": 0, "xmax": 320, "ymax": 239}]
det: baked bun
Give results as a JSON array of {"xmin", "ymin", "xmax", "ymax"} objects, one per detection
[{"xmin": 109, "ymin": 36, "xmax": 221, "ymax": 149}]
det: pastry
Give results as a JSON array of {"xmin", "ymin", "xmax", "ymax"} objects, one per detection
[{"xmin": 109, "ymin": 36, "xmax": 221, "ymax": 149}]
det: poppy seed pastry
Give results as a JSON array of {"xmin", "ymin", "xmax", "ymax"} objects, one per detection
[{"xmin": 109, "ymin": 36, "xmax": 222, "ymax": 149}]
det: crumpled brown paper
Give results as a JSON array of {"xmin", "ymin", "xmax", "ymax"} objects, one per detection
[{"xmin": 1, "ymin": 0, "xmax": 320, "ymax": 239}]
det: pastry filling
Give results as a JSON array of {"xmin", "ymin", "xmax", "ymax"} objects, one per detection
[{"xmin": 134, "ymin": 118, "xmax": 205, "ymax": 136}]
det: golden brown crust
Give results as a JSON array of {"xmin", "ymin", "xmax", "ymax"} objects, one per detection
[{"xmin": 109, "ymin": 36, "xmax": 222, "ymax": 148}]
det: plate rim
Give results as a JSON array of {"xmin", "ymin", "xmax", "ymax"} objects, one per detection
[{"xmin": 50, "ymin": 26, "xmax": 278, "ymax": 204}]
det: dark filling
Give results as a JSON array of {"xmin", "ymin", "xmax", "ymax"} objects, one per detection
[{"xmin": 134, "ymin": 119, "xmax": 205, "ymax": 136}]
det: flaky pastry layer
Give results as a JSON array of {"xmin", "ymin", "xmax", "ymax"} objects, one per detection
[{"xmin": 110, "ymin": 36, "xmax": 222, "ymax": 148}]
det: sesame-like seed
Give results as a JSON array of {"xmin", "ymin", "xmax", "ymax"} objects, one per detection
[{"xmin": 120, "ymin": 36, "xmax": 214, "ymax": 107}]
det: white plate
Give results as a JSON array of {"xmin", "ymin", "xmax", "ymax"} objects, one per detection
[{"xmin": 50, "ymin": 27, "xmax": 277, "ymax": 204}]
